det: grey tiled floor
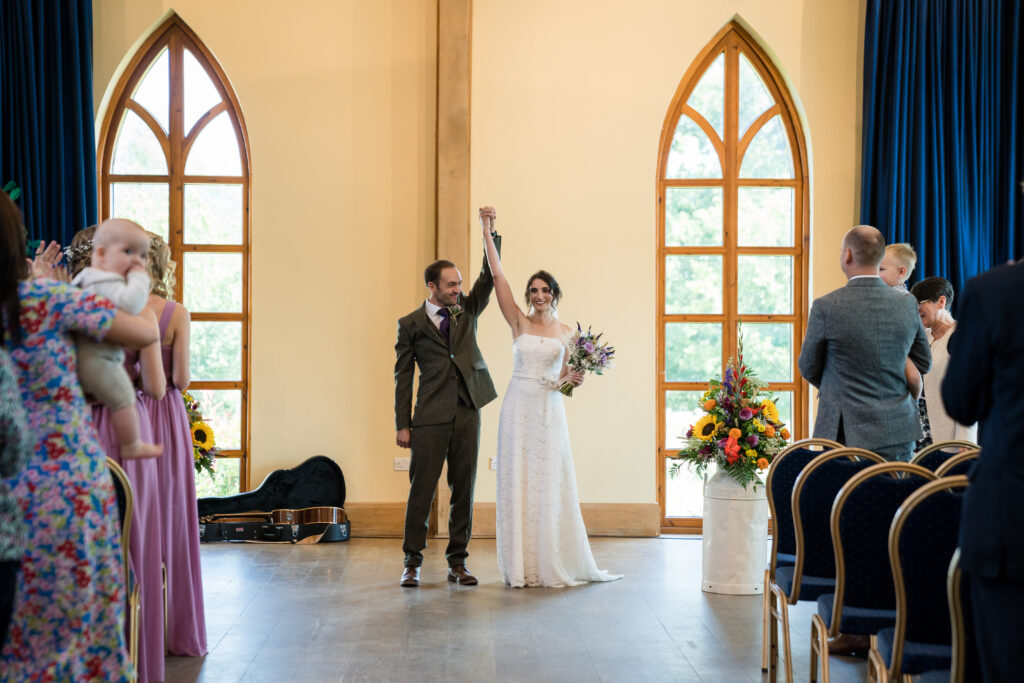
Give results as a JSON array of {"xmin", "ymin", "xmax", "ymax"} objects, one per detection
[{"xmin": 164, "ymin": 537, "xmax": 867, "ymax": 682}]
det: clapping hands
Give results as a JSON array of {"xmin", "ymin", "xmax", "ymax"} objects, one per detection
[
  {"xmin": 479, "ymin": 206, "xmax": 497, "ymax": 235},
  {"xmin": 28, "ymin": 241, "xmax": 70, "ymax": 283}
]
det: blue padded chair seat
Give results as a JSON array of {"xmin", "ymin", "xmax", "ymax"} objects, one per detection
[
  {"xmin": 875, "ymin": 626, "xmax": 952, "ymax": 675},
  {"xmin": 816, "ymin": 594, "xmax": 895, "ymax": 635},
  {"xmin": 774, "ymin": 566, "xmax": 834, "ymax": 601},
  {"xmin": 777, "ymin": 552, "xmax": 796, "ymax": 567},
  {"xmin": 917, "ymin": 669, "xmax": 951, "ymax": 683}
]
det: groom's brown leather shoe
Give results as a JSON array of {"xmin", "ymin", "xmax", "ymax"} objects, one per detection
[
  {"xmin": 400, "ymin": 566, "xmax": 420, "ymax": 587},
  {"xmin": 447, "ymin": 565, "xmax": 478, "ymax": 585}
]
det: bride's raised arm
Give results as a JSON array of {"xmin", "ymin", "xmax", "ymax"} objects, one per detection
[{"xmin": 480, "ymin": 206, "xmax": 524, "ymax": 335}]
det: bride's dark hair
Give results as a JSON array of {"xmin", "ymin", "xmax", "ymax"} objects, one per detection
[{"xmin": 524, "ymin": 270, "xmax": 562, "ymax": 308}]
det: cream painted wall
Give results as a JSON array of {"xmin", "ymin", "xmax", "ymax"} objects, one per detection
[
  {"xmin": 92, "ymin": 0, "xmax": 438, "ymax": 501},
  {"xmin": 470, "ymin": 0, "xmax": 864, "ymax": 505},
  {"xmin": 90, "ymin": 0, "xmax": 863, "ymax": 509}
]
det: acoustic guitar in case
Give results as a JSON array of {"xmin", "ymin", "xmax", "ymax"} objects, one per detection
[{"xmin": 198, "ymin": 456, "xmax": 350, "ymax": 544}]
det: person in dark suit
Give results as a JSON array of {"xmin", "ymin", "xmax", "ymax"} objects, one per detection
[
  {"xmin": 798, "ymin": 225, "xmax": 931, "ymax": 462},
  {"xmin": 394, "ymin": 231, "xmax": 500, "ymax": 587},
  {"xmin": 941, "ymin": 261, "xmax": 1024, "ymax": 681}
]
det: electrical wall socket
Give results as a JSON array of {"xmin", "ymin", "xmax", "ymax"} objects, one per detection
[
  {"xmin": 489, "ymin": 457, "xmax": 497, "ymax": 471},
  {"xmin": 393, "ymin": 457, "xmax": 411, "ymax": 471}
]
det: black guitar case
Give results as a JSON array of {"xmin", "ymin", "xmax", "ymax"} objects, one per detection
[{"xmin": 197, "ymin": 455, "xmax": 349, "ymax": 544}]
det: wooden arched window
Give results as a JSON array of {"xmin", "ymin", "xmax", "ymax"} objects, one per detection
[
  {"xmin": 98, "ymin": 15, "xmax": 251, "ymax": 496},
  {"xmin": 656, "ymin": 23, "xmax": 809, "ymax": 532}
]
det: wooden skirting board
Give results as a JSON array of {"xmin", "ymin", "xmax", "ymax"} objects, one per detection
[{"xmin": 344, "ymin": 502, "xmax": 661, "ymax": 538}]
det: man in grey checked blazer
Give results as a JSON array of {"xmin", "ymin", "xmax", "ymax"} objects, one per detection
[{"xmin": 798, "ymin": 225, "xmax": 931, "ymax": 462}]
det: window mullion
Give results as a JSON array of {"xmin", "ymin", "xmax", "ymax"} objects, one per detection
[
  {"xmin": 723, "ymin": 38, "xmax": 740, "ymax": 365},
  {"xmin": 168, "ymin": 34, "xmax": 185, "ymax": 305}
]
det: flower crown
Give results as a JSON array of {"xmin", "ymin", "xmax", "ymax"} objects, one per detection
[{"xmin": 64, "ymin": 240, "xmax": 93, "ymax": 263}]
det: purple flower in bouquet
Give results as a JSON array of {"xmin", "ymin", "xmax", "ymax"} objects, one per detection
[
  {"xmin": 739, "ymin": 407, "xmax": 754, "ymax": 421},
  {"xmin": 746, "ymin": 434, "xmax": 759, "ymax": 447}
]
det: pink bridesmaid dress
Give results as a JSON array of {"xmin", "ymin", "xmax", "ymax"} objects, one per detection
[
  {"xmin": 138, "ymin": 300, "xmax": 207, "ymax": 656},
  {"xmin": 92, "ymin": 365, "xmax": 165, "ymax": 683}
]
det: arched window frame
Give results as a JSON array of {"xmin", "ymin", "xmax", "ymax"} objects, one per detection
[
  {"xmin": 656, "ymin": 22, "xmax": 810, "ymax": 533},
  {"xmin": 97, "ymin": 15, "xmax": 253, "ymax": 491}
]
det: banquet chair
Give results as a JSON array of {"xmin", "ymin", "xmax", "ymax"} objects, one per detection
[
  {"xmin": 945, "ymin": 549, "xmax": 982, "ymax": 683},
  {"xmin": 106, "ymin": 457, "xmax": 141, "ymax": 681},
  {"xmin": 761, "ymin": 438, "xmax": 842, "ymax": 672},
  {"xmin": 910, "ymin": 440, "xmax": 978, "ymax": 472},
  {"xmin": 934, "ymin": 449, "xmax": 980, "ymax": 478},
  {"xmin": 867, "ymin": 475, "xmax": 969, "ymax": 683},
  {"xmin": 768, "ymin": 447, "xmax": 883, "ymax": 682},
  {"xmin": 808, "ymin": 462, "xmax": 936, "ymax": 683}
]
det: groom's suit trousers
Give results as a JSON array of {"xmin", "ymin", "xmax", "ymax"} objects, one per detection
[{"xmin": 403, "ymin": 402, "xmax": 479, "ymax": 568}]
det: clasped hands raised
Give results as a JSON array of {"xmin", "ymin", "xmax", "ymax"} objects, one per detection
[{"xmin": 479, "ymin": 206, "xmax": 497, "ymax": 235}]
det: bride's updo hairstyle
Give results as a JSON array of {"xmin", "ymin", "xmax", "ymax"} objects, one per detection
[{"xmin": 524, "ymin": 270, "xmax": 562, "ymax": 309}]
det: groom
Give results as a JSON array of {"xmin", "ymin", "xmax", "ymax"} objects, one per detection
[{"xmin": 394, "ymin": 228, "xmax": 501, "ymax": 587}]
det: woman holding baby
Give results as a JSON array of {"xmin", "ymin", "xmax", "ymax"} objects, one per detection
[
  {"xmin": 66, "ymin": 224, "xmax": 208, "ymax": 668},
  {"xmin": 66, "ymin": 221, "xmax": 169, "ymax": 683},
  {"xmin": 0, "ymin": 194, "xmax": 154, "ymax": 678}
]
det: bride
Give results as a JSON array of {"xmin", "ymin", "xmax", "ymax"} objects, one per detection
[{"xmin": 480, "ymin": 206, "xmax": 622, "ymax": 588}]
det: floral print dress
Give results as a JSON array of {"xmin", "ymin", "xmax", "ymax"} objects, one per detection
[{"xmin": 1, "ymin": 279, "xmax": 132, "ymax": 682}]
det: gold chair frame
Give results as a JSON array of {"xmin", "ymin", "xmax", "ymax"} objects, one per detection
[
  {"xmin": 910, "ymin": 440, "xmax": 979, "ymax": 466},
  {"xmin": 768, "ymin": 446, "xmax": 883, "ymax": 682},
  {"xmin": 761, "ymin": 438, "xmax": 843, "ymax": 674},
  {"xmin": 867, "ymin": 475, "xmax": 970, "ymax": 683},
  {"xmin": 947, "ymin": 548, "xmax": 969, "ymax": 683},
  {"xmin": 106, "ymin": 457, "xmax": 141, "ymax": 681},
  {"xmin": 808, "ymin": 462, "xmax": 936, "ymax": 683},
  {"xmin": 934, "ymin": 449, "xmax": 980, "ymax": 477}
]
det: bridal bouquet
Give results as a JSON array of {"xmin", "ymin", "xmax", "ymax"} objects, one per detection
[
  {"xmin": 183, "ymin": 391, "xmax": 218, "ymax": 479},
  {"xmin": 560, "ymin": 323, "xmax": 615, "ymax": 396},
  {"xmin": 669, "ymin": 329, "xmax": 790, "ymax": 490}
]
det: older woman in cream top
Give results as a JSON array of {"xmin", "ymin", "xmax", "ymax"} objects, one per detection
[{"xmin": 911, "ymin": 277, "xmax": 977, "ymax": 444}]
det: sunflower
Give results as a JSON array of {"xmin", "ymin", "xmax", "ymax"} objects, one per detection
[
  {"xmin": 692, "ymin": 414, "xmax": 719, "ymax": 441},
  {"xmin": 761, "ymin": 399, "xmax": 780, "ymax": 424},
  {"xmin": 191, "ymin": 421, "xmax": 215, "ymax": 450}
]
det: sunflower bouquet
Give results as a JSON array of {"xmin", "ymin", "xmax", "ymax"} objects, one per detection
[
  {"xmin": 669, "ymin": 330, "xmax": 790, "ymax": 490},
  {"xmin": 182, "ymin": 391, "xmax": 218, "ymax": 478}
]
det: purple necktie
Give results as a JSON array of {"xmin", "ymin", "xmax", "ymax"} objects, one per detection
[{"xmin": 438, "ymin": 307, "xmax": 450, "ymax": 339}]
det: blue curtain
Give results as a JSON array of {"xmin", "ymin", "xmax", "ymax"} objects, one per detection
[
  {"xmin": 0, "ymin": 0, "xmax": 96, "ymax": 246},
  {"xmin": 860, "ymin": 0, "xmax": 1023, "ymax": 304}
]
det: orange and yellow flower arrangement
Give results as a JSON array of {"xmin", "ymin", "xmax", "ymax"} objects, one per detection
[{"xmin": 669, "ymin": 328, "xmax": 790, "ymax": 490}]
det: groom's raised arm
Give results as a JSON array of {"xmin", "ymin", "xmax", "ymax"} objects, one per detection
[{"xmin": 462, "ymin": 234, "xmax": 500, "ymax": 316}]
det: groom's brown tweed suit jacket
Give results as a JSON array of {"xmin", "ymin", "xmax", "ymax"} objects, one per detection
[{"xmin": 394, "ymin": 236, "xmax": 500, "ymax": 428}]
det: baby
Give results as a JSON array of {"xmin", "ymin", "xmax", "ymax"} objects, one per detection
[
  {"xmin": 879, "ymin": 242, "xmax": 925, "ymax": 401},
  {"xmin": 879, "ymin": 242, "xmax": 917, "ymax": 292},
  {"xmin": 71, "ymin": 219, "xmax": 162, "ymax": 459}
]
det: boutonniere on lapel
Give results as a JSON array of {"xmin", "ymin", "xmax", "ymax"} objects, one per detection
[{"xmin": 447, "ymin": 304, "xmax": 463, "ymax": 326}]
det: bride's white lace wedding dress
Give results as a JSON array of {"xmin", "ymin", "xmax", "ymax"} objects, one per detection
[{"xmin": 495, "ymin": 333, "xmax": 623, "ymax": 587}]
